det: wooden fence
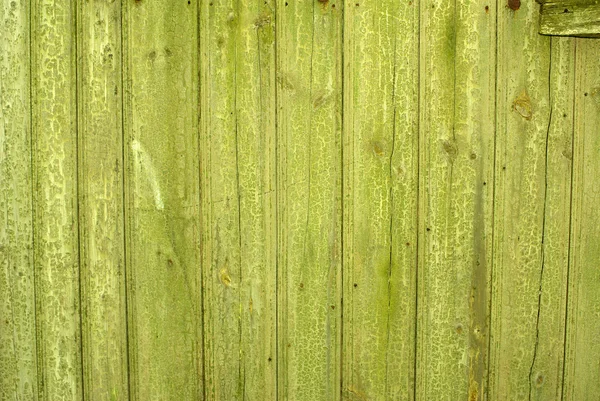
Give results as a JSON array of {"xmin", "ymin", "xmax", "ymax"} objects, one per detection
[{"xmin": 1, "ymin": 0, "xmax": 599, "ymax": 400}]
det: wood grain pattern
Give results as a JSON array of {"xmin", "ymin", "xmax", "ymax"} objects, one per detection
[
  {"xmin": 0, "ymin": 1, "xmax": 599, "ymax": 399},
  {"xmin": 539, "ymin": 1, "xmax": 600, "ymax": 38},
  {"xmin": 123, "ymin": 1, "xmax": 202, "ymax": 399},
  {"xmin": 234, "ymin": 3, "xmax": 277, "ymax": 400},
  {"xmin": 78, "ymin": 0, "xmax": 129, "ymax": 399},
  {"xmin": 416, "ymin": 0, "xmax": 496, "ymax": 397},
  {"xmin": 524, "ymin": 37, "xmax": 575, "ymax": 401},
  {"xmin": 490, "ymin": 0, "xmax": 552, "ymax": 396},
  {"xmin": 489, "ymin": 0, "xmax": 576, "ymax": 399},
  {"xmin": 200, "ymin": 0, "xmax": 277, "ymax": 399},
  {"xmin": 277, "ymin": 1, "xmax": 342, "ymax": 400},
  {"xmin": 562, "ymin": 38, "xmax": 600, "ymax": 401},
  {"xmin": 0, "ymin": 0, "xmax": 37, "ymax": 399},
  {"xmin": 31, "ymin": 0, "xmax": 82, "ymax": 399},
  {"xmin": 342, "ymin": 0, "xmax": 418, "ymax": 400},
  {"xmin": 199, "ymin": 1, "xmax": 243, "ymax": 398}
]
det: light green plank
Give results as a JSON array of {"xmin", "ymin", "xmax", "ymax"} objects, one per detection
[
  {"xmin": 200, "ymin": 0, "xmax": 277, "ymax": 399},
  {"xmin": 123, "ymin": 1, "xmax": 202, "ymax": 399},
  {"xmin": 524, "ymin": 37, "xmax": 575, "ymax": 401},
  {"xmin": 562, "ymin": 38, "xmax": 600, "ymax": 401},
  {"xmin": 342, "ymin": 0, "xmax": 418, "ymax": 399},
  {"xmin": 489, "ymin": 1, "xmax": 573, "ymax": 399},
  {"xmin": 0, "ymin": 0, "xmax": 37, "ymax": 399},
  {"xmin": 277, "ymin": 1, "xmax": 342, "ymax": 400},
  {"xmin": 234, "ymin": 2, "xmax": 278, "ymax": 400},
  {"xmin": 31, "ymin": 0, "xmax": 82, "ymax": 399},
  {"xmin": 199, "ymin": 0, "xmax": 242, "ymax": 397},
  {"xmin": 416, "ymin": 0, "xmax": 496, "ymax": 397},
  {"xmin": 78, "ymin": 0, "xmax": 128, "ymax": 399}
]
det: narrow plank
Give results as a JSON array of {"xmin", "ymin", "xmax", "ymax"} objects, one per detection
[
  {"xmin": 415, "ymin": 0, "xmax": 496, "ymax": 397},
  {"xmin": 0, "ymin": 0, "xmax": 37, "ymax": 398},
  {"xmin": 277, "ymin": 1, "xmax": 342, "ymax": 400},
  {"xmin": 489, "ymin": 2, "xmax": 573, "ymax": 400},
  {"xmin": 198, "ymin": 0, "xmax": 241, "ymax": 397},
  {"xmin": 562, "ymin": 38, "xmax": 600, "ymax": 401},
  {"xmin": 31, "ymin": 0, "xmax": 82, "ymax": 399},
  {"xmin": 123, "ymin": 1, "xmax": 202, "ymax": 399},
  {"xmin": 234, "ymin": 3, "xmax": 278, "ymax": 400},
  {"xmin": 523, "ymin": 37, "xmax": 575, "ymax": 401},
  {"xmin": 342, "ymin": 0, "xmax": 418, "ymax": 399},
  {"xmin": 78, "ymin": 0, "xmax": 128, "ymax": 399},
  {"xmin": 199, "ymin": 0, "xmax": 277, "ymax": 398}
]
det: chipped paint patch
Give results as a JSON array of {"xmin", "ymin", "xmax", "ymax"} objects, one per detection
[{"xmin": 131, "ymin": 139, "xmax": 164, "ymax": 210}]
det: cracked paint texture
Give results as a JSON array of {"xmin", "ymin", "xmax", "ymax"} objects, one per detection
[{"xmin": 0, "ymin": 0, "xmax": 599, "ymax": 400}]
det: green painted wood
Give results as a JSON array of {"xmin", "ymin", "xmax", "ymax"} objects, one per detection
[
  {"xmin": 3, "ymin": 1, "xmax": 600, "ymax": 399},
  {"xmin": 489, "ymin": 1, "xmax": 575, "ymax": 400},
  {"xmin": 342, "ymin": 0, "xmax": 418, "ymax": 399},
  {"xmin": 0, "ymin": 0, "xmax": 37, "ymax": 399},
  {"xmin": 539, "ymin": 1, "xmax": 600, "ymax": 38},
  {"xmin": 77, "ymin": 0, "xmax": 129, "ymax": 399},
  {"xmin": 233, "ymin": 3, "xmax": 277, "ymax": 400},
  {"xmin": 123, "ymin": 0, "xmax": 202, "ymax": 399},
  {"xmin": 276, "ymin": 1, "xmax": 342, "ymax": 400},
  {"xmin": 562, "ymin": 38, "xmax": 600, "ymax": 401},
  {"xmin": 199, "ymin": 1, "xmax": 242, "ymax": 398},
  {"xmin": 200, "ymin": 0, "xmax": 277, "ymax": 399},
  {"xmin": 415, "ymin": 0, "xmax": 496, "ymax": 397},
  {"xmin": 31, "ymin": 0, "xmax": 83, "ymax": 399},
  {"xmin": 523, "ymin": 37, "xmax": 575, "ymax": 401}
]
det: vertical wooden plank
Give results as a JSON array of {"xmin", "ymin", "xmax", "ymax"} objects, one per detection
[
  {"xmin": 31, "ymin": 0, "xmax": 82, "ymax": 399},
  {"xmin": 489, "ymin": 0, "xmax": 576, "ymax": 398},
  {"xmin": 277, "ymin": 1, "xmax": 342, "ymax": 400},
  {"xmin": 78, "ymin": 0, "xmax": 129, "ymax": 399},
  {"xmin": 199, "ymin": 0, "xmax": 240, "ymax": 396},
  {"xmin": 0, "ymin": 0, "xmax": 37, "ymax": 398},
  {"xmin": 200, "ymin": 0, "xmax": 277, "ymax": 398},
  {"xmin": 123, "ymin": 0, "xmax": 202, "ymax": 399},
  {"xmin": 563, "ymin": 39, "xmax": 600, "ymax": 401},
  {"xmin": 416, "ymin": 0, "xmax": 495, "ymax": 396},
  {"xmin": 342, "ymin": 0, "xmax": 418, "ymax": 399},
  {"xmin": 521, "ymin": 37, "xmax": 575, "ymax": 401},
  {"xmin": 235, "ymin": 3, "xmax": 277, "ymax": 400}
]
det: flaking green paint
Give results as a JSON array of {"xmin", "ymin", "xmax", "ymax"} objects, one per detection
[
  {"xmin": 538, "ymin": 0, "xmax": 600, "ymax": 37},
  {"xmin": 1, "ymin": 1, "xmax": 599, "ymax": 400}
]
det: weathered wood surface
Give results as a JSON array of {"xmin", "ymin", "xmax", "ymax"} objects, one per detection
[
  {"xmin": 123, "ymin": 0, "xmax": 202, "ymax": 399},
  {"xmin": 489, "ymin": 0, "xmax": 573, "ymax": 399},
  {"xmin": 539, "ymin": 1, "xmax": 600, "ymax": 38},
  {"xmin": 1, "ymin": 1, "xmax": 599, "ymax": 400},
  {"xmin": 200, "ymin": 0, "xmax": 276, "ymax": 399},
  {"xmin": 562, "ymin": 38, "xmax": 600, "ymax": 401},
  {"xmin": 78, "ymin": 0, "xmax": 129, "ymax": 399},
  {"xmin": 343, "ymin": 0, "xmax": 418, "ymax": 400},
  {"xmin": 31, "ymin": 0, "xmax": 82, "ymax": 399},
  {"xmin": 278, "ymin": 2, "xmax": 341, "ymax": 400},
  {"xmin": 417, "ymin": 0, "xmax": 496, "ymax": 397},
  {"xmin": 0, "ymin": 0, "xmax": 37, "ymax": 399}
]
